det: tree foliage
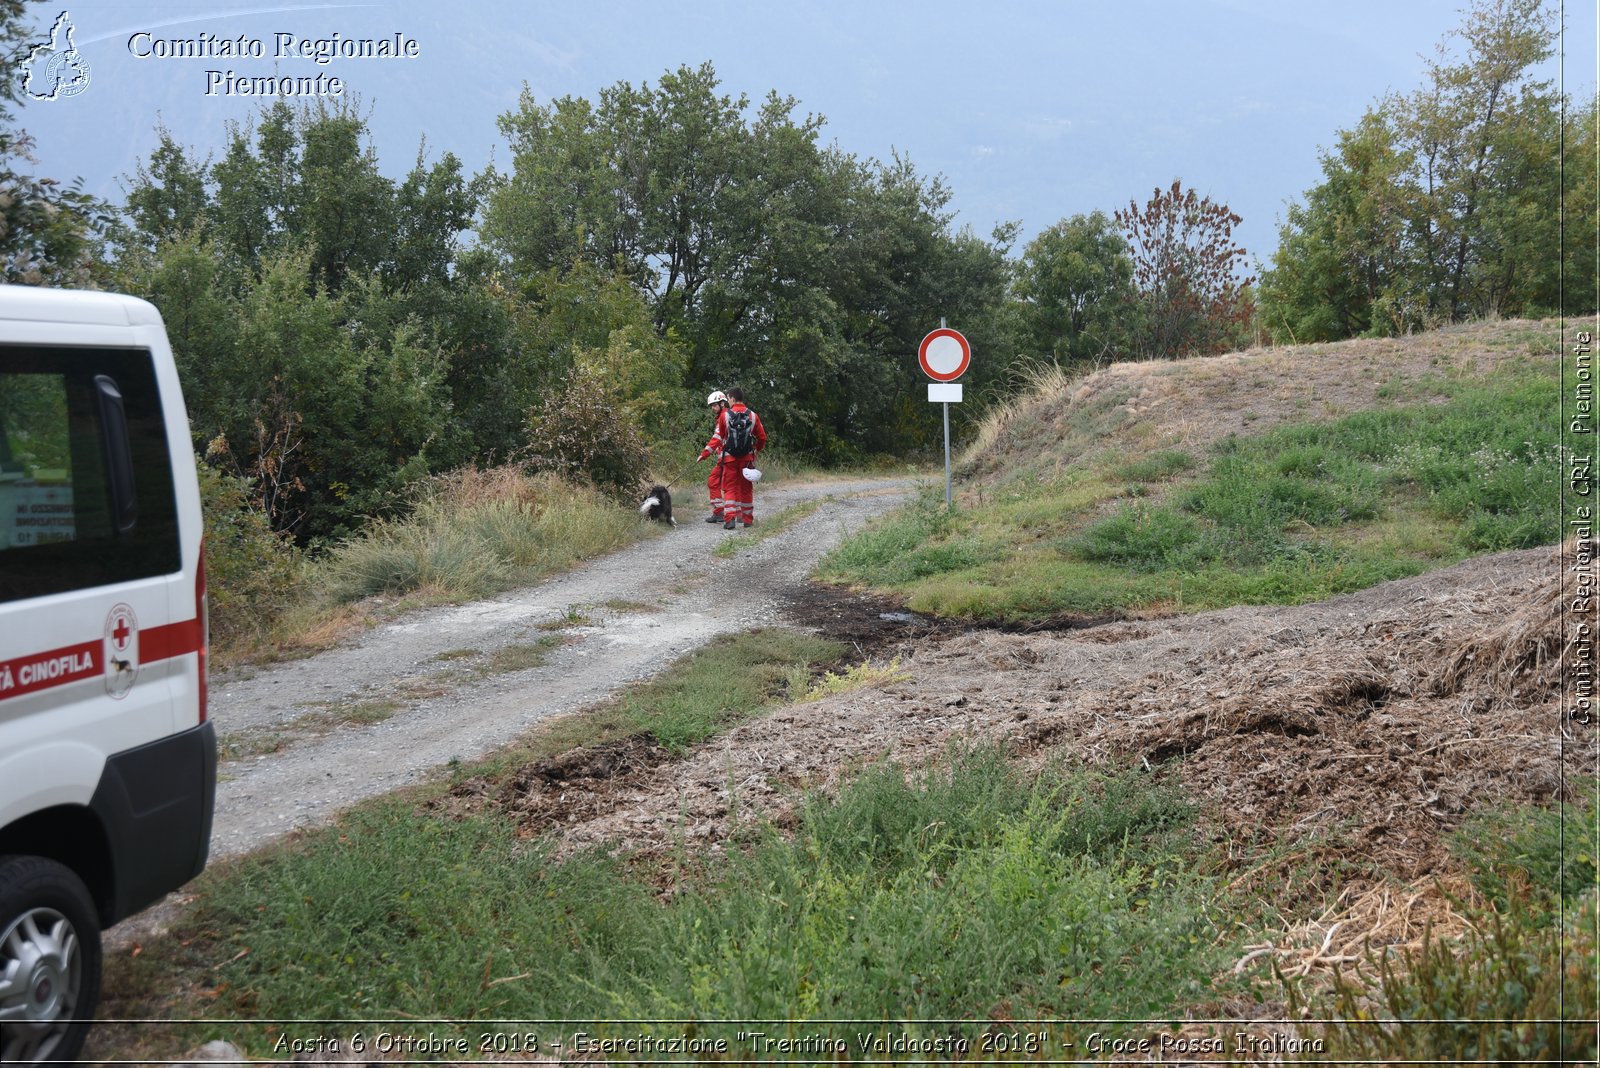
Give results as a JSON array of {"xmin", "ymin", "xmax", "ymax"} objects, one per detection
[
  {"xmin": 482, "ymin": 63, "xmax": 1019, "ymax": 459},
  {"xmin": 0, "ymin": 1, "xmax": 110, "ymax": 285},
  {"xmin": 1115, "ymin": 180, "xmax": 1254, "ymax": 358},
  {"xmin": 114, "ymin": 65, "xmax": 1025, "ymax": 538},
  {"xmin": 118, "ymin": 103, "xmax": 488, "ymax": 538},
  {"xmin": 1015, "ymin": 211, "xmax": 1135, "ymax": 365},
  {"xmin": 1260, "ymin": 0, "xmax": 1586, "ymax": 340}
]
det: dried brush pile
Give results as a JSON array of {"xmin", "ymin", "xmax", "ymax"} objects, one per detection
[{"xmin": 1429, "ymin": 538, "xmax": 1593, "ymax": 704}]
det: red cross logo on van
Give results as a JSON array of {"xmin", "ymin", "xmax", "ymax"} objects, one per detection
[{"xmin": 104, "ymin": 603, "xmax": 139, "ymax": 699}]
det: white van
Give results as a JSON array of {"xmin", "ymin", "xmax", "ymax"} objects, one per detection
[{"xmin": 0, "ymin": 286, "xmax": 214, "ymax": 1062}]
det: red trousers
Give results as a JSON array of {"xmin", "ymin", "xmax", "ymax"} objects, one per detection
[
  {"xmin": 718, "ymin": 454, "xmax": 756, "ymax": 523},
  {"xmin": 707, "ymin": 461, "xmax": 725, "ymax": 517}
]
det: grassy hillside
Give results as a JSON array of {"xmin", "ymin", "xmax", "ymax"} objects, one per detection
[{"xmin": 820, "ymin": 319, "xmax": 1563, "ymax": 619}]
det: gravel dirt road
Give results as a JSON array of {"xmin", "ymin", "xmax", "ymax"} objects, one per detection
[{"xmin": 205, "ymin": 474, "xmax": 915, "ymax": 860}]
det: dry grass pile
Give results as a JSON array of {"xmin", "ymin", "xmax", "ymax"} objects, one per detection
[
  {"xmin": 431, "ymin": 543, "xmax": 1589, "ymax": 906},
  {"xmin": 1429, "ymin": 538, "xmax": 1591, "ymax": 702},
  {"xmin": 1071, "ymin": 549, "xmax": 1588, "ymax": 882},
  {"xmin": 1231, "ymin": 875, "xmax": 1478, "ymax": 982}
]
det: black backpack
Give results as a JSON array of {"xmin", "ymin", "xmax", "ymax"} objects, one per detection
[{"xmin": 723, "ymin": 408, "xmax": 756, "ymax": 457}]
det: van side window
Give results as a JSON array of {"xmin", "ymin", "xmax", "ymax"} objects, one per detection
[{"xmin": 0, "ymin": 347, "xmax": 179, "ymax": 602}]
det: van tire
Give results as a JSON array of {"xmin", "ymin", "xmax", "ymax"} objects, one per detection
[{"xmin": 0, "ymin": 855, "xmax": 102, "ymax": 1063}]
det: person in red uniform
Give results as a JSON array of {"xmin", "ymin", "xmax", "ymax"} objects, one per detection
[
  {"xmin": 700, "ymin": 390, "xmax": 730, "ymax": 522},
  {"xmin": 698, "ymin": 387, "xmax": 766, "ymax": 528}
]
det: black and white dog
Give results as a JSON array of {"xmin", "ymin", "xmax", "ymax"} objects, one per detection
[{"xmin": 639, "ymin": 484, "xmax": 676, "ymax": 526}]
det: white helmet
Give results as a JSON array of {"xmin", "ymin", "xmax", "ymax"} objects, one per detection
[{"xmin": 706, "ymin": 390, "xmax": 727, "ymax": 406}]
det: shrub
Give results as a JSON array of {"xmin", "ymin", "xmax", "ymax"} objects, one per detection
[
  {"xmin": 523, "ymin": 362, "xmax": 653, "ymax": 496},
  {"xmin": 1291, "ymin": 894, "xmax": 1597, "ymax": 1064},
  {"xmin": 197, "ymin": 460, "xmax": 302, "ymax": 649}
]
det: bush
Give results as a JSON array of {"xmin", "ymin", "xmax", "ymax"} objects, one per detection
[
  {"xmin": 523, "ymin": 363, "xmax": 653, "ymax": 496},
  {"xmin": 197, "ymin": 460, "xmax": 302, "ymax": 649},
  {"xmin": 316, "ymin": 465, "xmax": 637, "ymax": 604}
]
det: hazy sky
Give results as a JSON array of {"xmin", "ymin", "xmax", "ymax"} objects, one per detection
[{"xmin": 19, "ymin": 0, "xmax": 1600, "ymax": 268}]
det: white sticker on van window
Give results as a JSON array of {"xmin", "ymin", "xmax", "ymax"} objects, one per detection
[
  {"xmin": 2, "ymin": 483, "xmax": 75, "ymax": 547},
  {"xmin": 105, "ymin": 602, "xmax": 139, "ymax": 699}
]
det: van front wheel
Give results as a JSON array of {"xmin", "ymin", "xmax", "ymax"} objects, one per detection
[{"xmin": 0, "ymin": 856, "xmax": 102, "ymax": 1063}]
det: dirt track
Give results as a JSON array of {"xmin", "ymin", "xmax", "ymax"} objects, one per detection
[{"xmin": 204, "ymin": 475, "xmax": 916, "ymax": 860}]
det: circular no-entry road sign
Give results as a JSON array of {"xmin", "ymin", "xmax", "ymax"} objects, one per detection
[{"xmin": 918, "ymin": 327, "xmax": 971, "ymax": 382}]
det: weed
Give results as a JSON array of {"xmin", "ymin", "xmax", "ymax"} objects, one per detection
[
  {"xmin": 484, "ymin": 636, "xmax": 565, "ymax": 675},
  {"xmin": 1288, "ymin": 894, "xmax": 1598, "ymax": 1064},
  {"xmin": 798, "ymin": 657, "xmax": 910, "ymax": 701},
  {"xmin": 1114, "ymin": 450, "xmax": 1194, "ymax": 482},
  {"xmin": 216, "ymin": 731, "xmax": 290, "ymax": 762},
  {"xmin": 538, "ymin": 604, "xmax": 593, "ymax": 629},
  {"xmin": 1450, "ymin": 788, "xmax": 1599, "ymax": 915}
]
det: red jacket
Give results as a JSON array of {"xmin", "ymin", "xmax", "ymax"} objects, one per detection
[{"xmin": 700, "ymin": 403, "xmax": 766, "ymax": 460}]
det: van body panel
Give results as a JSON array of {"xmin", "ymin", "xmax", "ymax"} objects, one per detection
[
  {"xmin": 0, "ymin": 740, "xmax": 105, "ymax": 823},
  {"xmin": 0, "ymin": 285, "xmax": 213, "ymax": 1058},
  {"xmin": 0, "ymin": 287, "xmax": 156, "ymax": 327},
  {"xmin": 88, "ymin": 721, "xmax": 215, "ymax": 922}
]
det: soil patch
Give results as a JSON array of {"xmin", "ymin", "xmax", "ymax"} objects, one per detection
[
  {"xmin": 778, "ymin": 581, "xmax": 968, "ymax": 658},
  {"xmin": 436, "ymin": 542, "xmax": 1593, "ymax": 907}
]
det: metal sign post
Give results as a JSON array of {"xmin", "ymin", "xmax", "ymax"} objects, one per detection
[
  {"xmin": 943, "ymin": 394, "xmax": 952, "ymax": 508},
  {"xmin": 917, "ymin": 319, "xmax": 971, "ymax": 511}
]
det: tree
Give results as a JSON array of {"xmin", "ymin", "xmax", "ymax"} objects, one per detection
[
  {"xmin": 1258, "ymin": 111, "xmax": 1421, "ymax": 341},
  {"xmin": 1015, "ymin": 211, "xmax": 1135, "ymax": 364},
  {"xmin": 1260, "ymin": 0, "xmax": 1580, "ymax": 340},
  {"xmin": 0, "ymin": 1, "xmax": 110, "ymax": 285},
  {"xmin": 1401, "ymin": 0, "xmax": 1558, "ymax": 322},
  {"xmin": 1116, "ymin": 180, "xmax": 1254, "ymax": 357},
  {"xmin": 483, "ymin": 63, "xmax": 1019, "ymax": 460},
  {"xmin": 118, "ymin": 102, "xmax": 487, "ymax": 537},
  {"xmin": 123, "ymin": 129, "xmax": 209, "ymax": 247}
]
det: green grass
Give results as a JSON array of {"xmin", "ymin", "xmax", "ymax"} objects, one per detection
[
  {"xmin": 103, "ymin": 654, "xmax": 1597, "ymax": 1065},
  {"xmin": 1114, "ymin": 449, "xmax": 1195, "ymax": 483},
  {"xmin": 143, "ymin": 749, "xmax": 1230, "ymax": 1055},
  {"xmin": 711, "ymin": 498, "xmax": 827, "ymax": 558},
  {"xmin": 1288, "ymin": 790, "xmax": 1599, "ymax": 1064},
  {"xmin": 816, "ymin": 484, "xmax": 1007, "ymax": 587},
  {"xmin": 822, "ymin": 362, "xmax": 1562, "ymax": 621},
  {"xmin": 1450, "ymin": 785, "xmax": 1600, "ymax": 915},
  {"xmin": 617, "ymin": 630, "xmax": 841, "ymax": 751}
]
